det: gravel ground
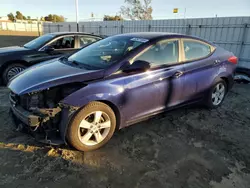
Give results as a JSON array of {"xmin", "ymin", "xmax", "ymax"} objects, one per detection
[{"xmin": 0, "ymin": 83, "xmax": 250, "ymax": 188}]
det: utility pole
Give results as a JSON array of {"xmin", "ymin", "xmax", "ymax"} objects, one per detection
[{"xmin": 75, "ymin": 0, "xmax": 79, "ymax": 32}]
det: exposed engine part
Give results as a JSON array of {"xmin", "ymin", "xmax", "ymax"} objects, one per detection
[
  {"xmin": 11, "ymin": 83, "xmax": 85, "ymax": 136},
  {"xmin": 29, "ymin": 107, "xmax": 62, "ymax": 117}
]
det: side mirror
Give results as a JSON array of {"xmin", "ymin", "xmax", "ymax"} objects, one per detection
[
  {"xmin": 44, "ymin": 45, "xmax": 54, "ymax": 52},
  {"xmin": 123, "ymin": 60, "xmax": 150, "ymax": 73}
]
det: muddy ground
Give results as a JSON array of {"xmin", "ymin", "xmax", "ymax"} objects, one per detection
[{"xmin": 0, "ymin": 84, "xmax": 249, "ymax": 188}]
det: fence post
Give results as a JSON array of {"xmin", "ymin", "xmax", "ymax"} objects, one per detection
[
  {"xmin": 14, "ymin": 23, "xmax": 16, "ymax": 31},
  {"xmin": 186, "ymin": 24, "xmax": 191, "ymax": 35},
  {"xmin": 238, "ymin": 23, "xmax": 248, "ymax": 60},
  {"xmin": 148, "ymin": 24, "xmax": 151, "ymax": 32},
  {"xmin": 49, "ymin": 24, "xmax": 51, "ymax": 33},
  {"xmin": 121, "ymin": 25, "xmax": 124, "ymax": 34},
  {"xmin": 57, "ymin": 24, "xmax": 60, "ymax": 32},
  {"xmin": 37, "ymin": 22, "xmax": 40, "ymax": 36},
  {"xmin": 68, "ymin": 24, "xmax": 71, "ymax": 32},
  {"xmin": 99, "ymin": 26, "xmax": 102, "ymax": 35},
  {"xmin": 82, "ymin": 25, "xmax": 84, "ymax": 32}
]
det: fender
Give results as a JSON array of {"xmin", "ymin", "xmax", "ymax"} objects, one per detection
[{"xmin": 60, "ymin": 78, "xmax": 125, "ymax": 122}]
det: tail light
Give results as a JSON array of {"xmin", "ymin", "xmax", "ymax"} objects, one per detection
[{"xmin": 228, "ymin": 56, "xmax": 238, "ymax": 64}]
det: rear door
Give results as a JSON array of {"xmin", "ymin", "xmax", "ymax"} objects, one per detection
[
  {"xmin": 181, "ymin": 38, "xmax": 219, "ymax": 101},
  {"xmin": 123, "ymin": 38, "xmax": 186, "ymax": 123}
]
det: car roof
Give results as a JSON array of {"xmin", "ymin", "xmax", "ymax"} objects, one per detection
[
  {"xmin": 115, "ymin": 32, "xmax": 182, "ymax": 39},
  {"xmin": 48, "ymin": 32, "xmax": 102, "ymax": 38},
  {"xmin": 115, "ymin": 32, "xmax": 213, "ymax": 45}
]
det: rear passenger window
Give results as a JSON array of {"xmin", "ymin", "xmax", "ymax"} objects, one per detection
[{"xmin": 183, "ymin": 40, "xmax": 212, "ymax": 61}]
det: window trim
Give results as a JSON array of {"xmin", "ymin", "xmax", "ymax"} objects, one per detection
[
  {"xmin": 181, "ymin": 38, "xmax": 216, "ymax": 63},
  {"xmin": 39, "ymin": 35, "xmax": 76, "ymax": 51},
  {"xmin": 130, "ymin": 38, "xmax": 182, "ymax": 68}
]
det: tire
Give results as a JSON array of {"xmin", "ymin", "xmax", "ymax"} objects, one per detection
[
  {"xmin": 205, "ymin": 79, "xmax": 227, "ymax": 109},
  {"xmin": 67, "ymin": 101, "xmax": 116, "ymax": 151},
  {"xmin": 2, "ymin": 63, "xmax": 26, "ymax": 85}
]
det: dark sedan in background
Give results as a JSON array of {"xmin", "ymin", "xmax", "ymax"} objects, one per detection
[
  {"xmin": 0, "ymin": 32, "xmax": 102, "ymax": 84},
  {"xmin": 8, "ymin": 32, "xmax": 237, "ymax": 151}
]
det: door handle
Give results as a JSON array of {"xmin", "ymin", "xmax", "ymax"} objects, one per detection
[
  {"xmin": 174, "ymin": 71, "xmax": 184, "ymax": 78},
  {"xmin": 214, "ymin": 59, "xmax": 221, "ymax": 65}
]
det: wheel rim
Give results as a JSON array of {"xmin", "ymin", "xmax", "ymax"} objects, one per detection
[
  {"xmin": 212, "ymin": 83, "xmax": 225, "ymax": 106},
  {"xmin": 78, "ymin": 111, "xmax": 111, "ymax": 146},
  {"xmin": 7, "ymin": 67, "xmax": 25, "ymax": 80}
]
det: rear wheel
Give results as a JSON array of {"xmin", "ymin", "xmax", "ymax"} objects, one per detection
[
  {"xmin": 67, "ymin": 101, "xmax": 116, "ymax": 151},
  {"xmin": 2, "ymin": 63, "xmax": 26, "ymax": 85},
  {"xmin": 205, "ymin": 79, "xmax": 227, "ymax": 108}
]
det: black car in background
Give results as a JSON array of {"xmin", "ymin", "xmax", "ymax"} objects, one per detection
[{"xmin": 0, "ymin": 32, "xmax": 102, "ymax": 85}]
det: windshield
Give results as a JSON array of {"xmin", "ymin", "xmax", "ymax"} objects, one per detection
[
  {"xmin": 24, "ymin": 34, "xmax": 54, "ymax": 49},
  {"xmin": 68, "ymin": 35, "xmax": 148, "ymax": 69}
]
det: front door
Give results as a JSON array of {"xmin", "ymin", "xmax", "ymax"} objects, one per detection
[
  {"xmin": 48, "ymin": 35, "xmax": 77, "ymax": 57},
  {"xmin": 123, "ymin": 39, "xmax": 185, "ymax": 123}
]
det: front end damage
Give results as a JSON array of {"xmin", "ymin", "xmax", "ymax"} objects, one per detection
[{"xmin": 9, "ymin": 85, "xmax": 82, "ymax": 145}]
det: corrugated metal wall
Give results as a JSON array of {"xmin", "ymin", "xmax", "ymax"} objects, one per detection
[{"xmin": 43, "ymin": 17, "xmax": 250, "ymax": 68}]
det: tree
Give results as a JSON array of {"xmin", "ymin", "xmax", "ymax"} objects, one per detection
[
  {"xmin": 120, "ymin": 0, "xmax": 153, "ymax": 20},
  {"xmin": 103, "ymin": 15, "xmax": 123, "ymax": 21},
  {"xmin": 15, "ymin": 11, "xmax": 24, "ymax": 20},
  {"xmin": 7, "ymin": 13, "xmax": 15, "ymax": 21},
  {"xmin": 44, "ymin": 14, "xmax": 64, "ymax": 22},
  {"xmin": 23, "ymin": 16, "xmax": 27, "ymax": 20},
  {"xmin": 27, "ymin": 16, "xmax": 31, "ymax": 20}
]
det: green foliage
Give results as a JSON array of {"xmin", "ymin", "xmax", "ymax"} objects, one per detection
[
  {"xmin": 7, "ymin": 13, "xmax": 15, "ymax": 21},
  {"xmin": 15, "ymin": 11, "xmax": 23, "ymax": 20},
  {"xmin": 120, "ymin": 0, "xmax": 153, "ymax": 20},
  {"xmin": 7, "ymin": 11, "xmax": 65, "ymax": 22},
  {"xmin": 44, "ymin": 14, "xmax": 65, "ymax": 22},
  {"xmin": 103, "ymin": 15, "xmax": 123, "ymax": 21}
]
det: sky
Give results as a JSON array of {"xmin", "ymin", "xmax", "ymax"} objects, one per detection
[{"xmin": 1, "ymin": 0, "xmax": 250, "ymax": 21}]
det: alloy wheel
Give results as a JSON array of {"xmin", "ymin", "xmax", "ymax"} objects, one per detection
[
  {"xmin": 78, "ymin": 111, "xmax": 111, "ymax": 146},
  {"xmin": 7, "ymin": 67, "xmax": 25, "ymax": 80},
  {"xmin": 212, "ymin": 83, "xmax": 225, "ymax": 106}
]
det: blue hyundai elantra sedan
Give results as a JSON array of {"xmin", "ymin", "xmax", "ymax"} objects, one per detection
[{"xmin": 8, "ymin": 32, "xmax": 238, "ymax": 151}]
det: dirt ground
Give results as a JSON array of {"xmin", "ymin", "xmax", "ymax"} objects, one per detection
[
  {"xmin": 0, "ymin": 83, "xmax": 249, "ymax": 188},
  {"xmin": 0, "ymin": 35, "xmax": 36, "ymax": 48},
  {"xmin": 0, "ymin": 35, "xmax": 250, "ymax": 188}
]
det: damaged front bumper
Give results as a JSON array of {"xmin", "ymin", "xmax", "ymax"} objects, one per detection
[{"xmin": 9, "ymin": 94, "xmax": 79, "ymax": 146}]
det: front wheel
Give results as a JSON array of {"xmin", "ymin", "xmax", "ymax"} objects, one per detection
[
  {"xmin": 2, "ymin": 63, "xmax": 26, "ymax": 85},
  {"xmin": 205, "ymin": 79, "xmax": 227, "ymax": 108},
  {"xmin": 67, "ymin": 102, "xmax": 116, "ymax": 151}
]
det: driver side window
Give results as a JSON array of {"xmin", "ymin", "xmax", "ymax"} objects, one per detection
[
  {"xmin": 134, "ymin": 39, "xmax": 179, "ymax": 67},
  {"xmin": 49, "ymin": 36, "xmax": 75, "ymax": 49}
]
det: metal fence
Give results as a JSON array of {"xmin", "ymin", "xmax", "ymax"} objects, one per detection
[{"xmin": 43, "ymin": 17, "xmax": 250, "ymax": 68}]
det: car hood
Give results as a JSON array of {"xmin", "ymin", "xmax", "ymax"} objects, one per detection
[
  {"xmin": 0, "ymin": 46, "xmax": 30, "ymax": 54},
  {"xmin": 8, "ymin": 59, "xmax": 105, "ymax": 95}
]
